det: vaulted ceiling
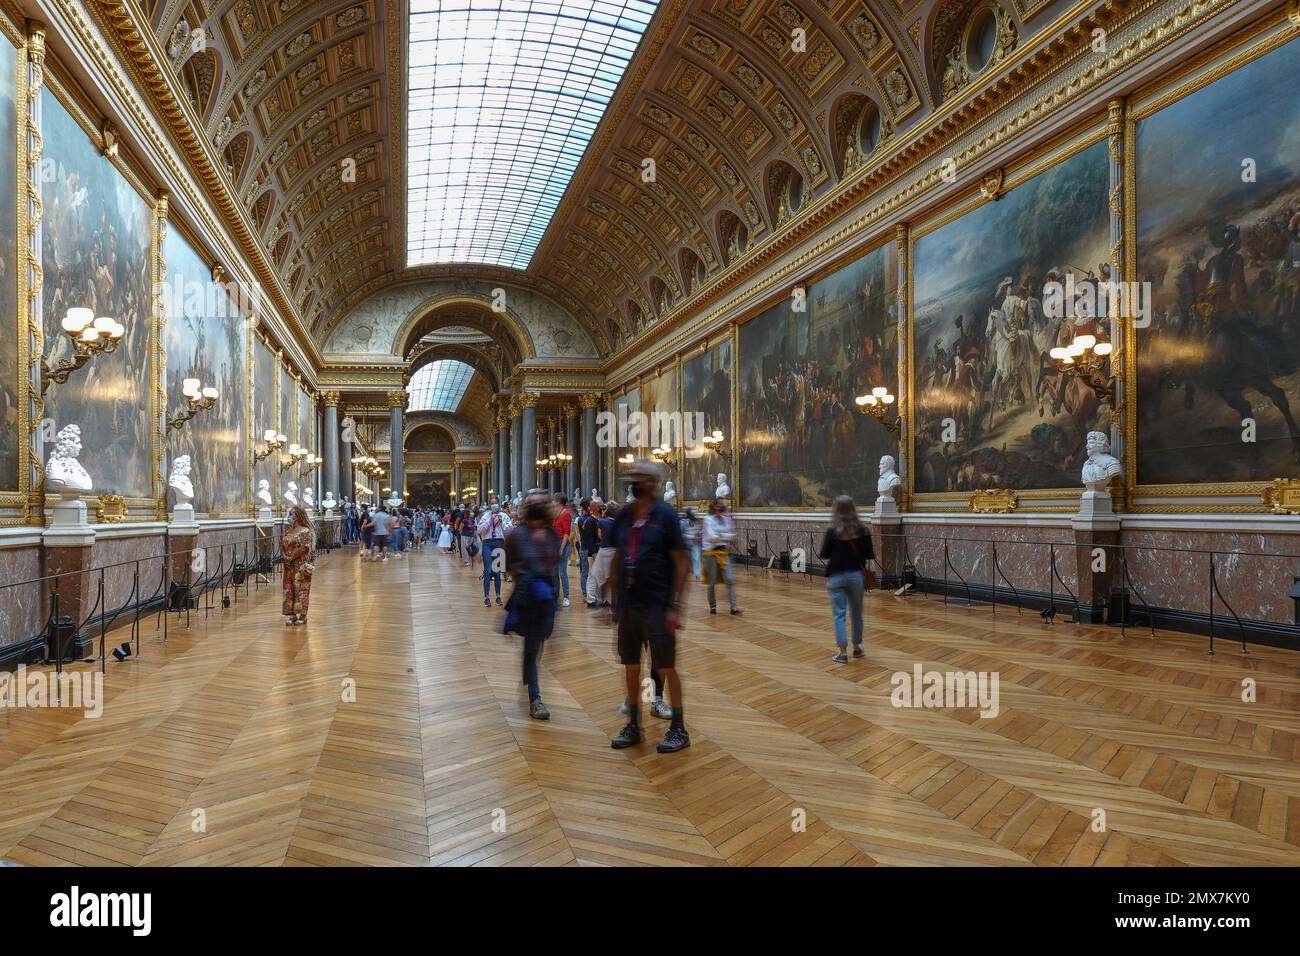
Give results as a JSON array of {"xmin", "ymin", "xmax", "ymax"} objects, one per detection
[{"xmin": 133, "ymin": 0, "xmax": 1066, "ymax": 361}]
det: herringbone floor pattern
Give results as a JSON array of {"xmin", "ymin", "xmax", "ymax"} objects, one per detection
[{"xmin": 1, "ymin": 544, "xmax": 1298, "ymax": 866}]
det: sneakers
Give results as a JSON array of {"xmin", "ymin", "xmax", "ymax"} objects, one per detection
[
  {"xmin": 831, "ymin": 652, "xmax": 849, "ymax": 663},
  {"xmin": 852, "ymin": 645, "xmax": 865, "ymax": 658},
  {"xmin": 730, "ymin": 608, "xmax": 743, "ymax": 615},
  {"xmin": 529, "ymin": 699, "xmax": 550, "ymax": 720},
  {"xmin": 657, "ymin": 727, "xmax": 691, "ymax": 753},
  {"xmin": 651, "ymin": 698, "xmax": 672, "ymax": 720},
  {"xmin": 562, "ymin": 598, "xmax": 570, "ymax": 607},
  {"xmin": 484, "ymin": 598, "xmax": 491, "ymax": 607},
  {"xmin": 611, "ymin": 723, "xmax": 643, "ymax": 748},
  {"xmin": 495, "ymin": 597, "xmax": 504, "ymax": 607},
  {"xmin": 709, "ymin": 607, "xmax": 717, "ymax": 615},
  {"xmin": 586, "ymin": 601, "xmax": 600, "ymax": 609}
]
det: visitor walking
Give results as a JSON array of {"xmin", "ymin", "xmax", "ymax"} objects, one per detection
[
  {"xmin": 607, "ymin": 459, "xmax": 691, "ymax": 754},
  {"xmin": 478, "ymin": 502, "xmax": 512, "ymax": 607},
  {"xmin": 701, "ymin": 498, "xmax": 742, "ymax": 615},
  {"xmin": 584, "ymin": 499, "xmax": 614, "ymax": 608},
  {"xmin": 503, "ymin": 489, "xmax": 561, "ymax": 720},
  {"xmin": 818, "ymin": 495, "xmax": 875, "ymax": 662}
]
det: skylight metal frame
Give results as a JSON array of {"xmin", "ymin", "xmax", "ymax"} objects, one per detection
[
  {"xmin": 406, "ymin": 0, "xmax": 658, "ymax": 269},
  {"xmin": 407, "ymin": 360, "xmax": 476, "ymax": 412}
]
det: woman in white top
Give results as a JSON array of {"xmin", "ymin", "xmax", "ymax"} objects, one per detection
[{"xmin": 700, "ymin": 498, "xmax": 741, "ymax": 615}]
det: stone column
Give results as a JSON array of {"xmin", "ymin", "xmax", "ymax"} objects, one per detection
[
  {"xmin": 387, "ymin": 391, "xmax": 406, "ymax": 500},
  {"xmin": 580, "ymin": 393, "xmax": 599, "ymax": 498},
  {"xmin": 564, "ymin": 403, "xmax": 579, "ymax": 497},
  {"xmin": 453, "ymin": 462, "xmax": 461, "ymax": 504},
  {"xmin": 495, "ymin": 416, "xmax": 508, "ymax": 500},
  {"xmin": 340, "ymin": 414, "xmax": 355, "ymax": 503},
  {"xmin": 521, "ymin": 393, "xmax": 539, "ymax": 491},
  {"xmin": 510, "ymin": 398, "xmax": 523, "ymax": 497},
  {"xmin": 321, "ymin": 392, "xmax": 340, "ymax": 503},
  {"xmin": 545, "ymin": 417, "xmax": 558, "ymax": 493}
]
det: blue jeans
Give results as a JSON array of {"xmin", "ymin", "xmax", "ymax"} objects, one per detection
[
  {"xmin": 482, "ymin": 539, "xmax": 504, "ymax": 599},
  {"xmin": 579, "ymin": 549, "xmax": 590, "ymax": 595},
  {"xmin": 557, "ymin": 541, "xmax": 571, "ymax": 600},
  {"xmin": 827, "ymin": 571, "xmax": 864, "ymax": 648},
  {"xmin": 704, "ymin": 553, "xmax": 736, "ymax": 611}
]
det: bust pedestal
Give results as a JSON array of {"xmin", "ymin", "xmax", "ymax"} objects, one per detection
[
  {"xmin": 868, "ymin": 508, "xmax": 904, "ymax": 589},
  {"xmin": 169, "ymin": 502, "xmax": 199, "ymax": 532},
  {"xmin": 42, "ymin": 496, "xmax": 97, "ymax": 656},
  {"xmin": 1071, "ymin": 491, "xmax": 1121, "ymax": 624}
]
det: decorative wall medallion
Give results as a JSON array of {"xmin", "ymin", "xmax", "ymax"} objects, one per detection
[
  {"xmin": 969, "ymin": 489, "xmax": 1018, "ymax": 513},
  {"xmin": 719, "ymin": 163, "xmax": 738, "ymax": 187},
  {"xmin": 336, "ymin": 6, "xmax": 366, "ymax": 28},
  {"xmin": 743, "ymin": 199, "xmax": 761, "ymax": 226},
  {"xmin": 883, "ymin": 68, "xmax": 912, "ymax": 109},
  {"xmin": 286, "ymin": 32, "xmax": 314, "ymax": 58},
  {"xmin": 979, "ymin": 167, "xmax": 1004, "ymax": 200},
  {"xmin": 772, "ymin": 99, "xmax": 797, "ymax": 131},
  {"xmin": 645, "ymin": 104, "xmax": 671, "ymax": 126},
  {"xmin": 244, "ymin": 68, "xmax": 268, "ymax": 99},
  {"xmin": 96, "ymin": 495, "xmax": 128, "ymax": 523},
  {"xmin": 691, "ymin": 32, "xmax": 721, "ymax": 60},
  {"xmin": 732, "ymin": 63, "xmax": 763, "ymax": 92},
  {"xmin": 800, "ymin": 146, "xmax": 822, "ymax": 175},
  {"xmin": 848, "ymin": 10, "xmax": 881, "ymax": 55}
]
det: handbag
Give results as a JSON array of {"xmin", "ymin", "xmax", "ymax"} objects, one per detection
[
  {"xmin": 468, "ymin": 540, "xmax": 480, "ymax": 557},
  {"xmin": 301, "ymin": 562, "xmax": 315, "ymax": 575}
]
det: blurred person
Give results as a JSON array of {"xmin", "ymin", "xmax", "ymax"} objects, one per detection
[
  {"xmin": 370, "ymin": 504, "xmax": 391, "ymax": 561},
  {"xmin": 503, "ymin": 490, "xmax": 561, "ymax": 720},
  {"xmin": 681, "ymin": 507, "xmax": 702, "ymax": 580},
  {"xmin": 358, "ymin": 505, "xmax": 373, "ymax": 559},
  {"xmin": 584, "ymin": 499, "xmax": 614, "ymax": 608},
  {"xmin": 281, "ymin": 505, "xmax": 316, "ymax": 626},
  {"xmin": 607, "ymin": 460, "xmax": 691, "ymax": 754},
  {"xmin": 701, "ymin": 498, "xmax": 742, "ymax": 615},
  {"xmin": 576, "ymin": 497, "xmax": 595, "ymax": 596},
  {"xmin": 552, "ymin": 493, "xmax": 573, "ymax": 607},
  {"xmin": 818, "ymin": 496, "xmax": 875, "ymax": 662}
]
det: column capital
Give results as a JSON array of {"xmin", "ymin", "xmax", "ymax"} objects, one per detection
[
  {"xmin": 509, "ymin": 397, "xmax": 523, "ymax": 416},
  {"xmin": 386, "ymin": 390, "xmax": 407, "ymax": 409},
  {"xmin": 519, "ymin": 391, "xmax": 541, "ymax": 409},
  {"xmin": 562, "ymin": 403, "xmax": 578, "ymax": 419},
  {"xmin": 321, "ymin": 390, "xmax": 341, "ymax": 406},
  {"xmin": 494, "ymin": 415, "xmax": 509, "ymax": 431},
  {"xmin": 579, "ymin": 392, "xmax": 602, "ymax": 410}
]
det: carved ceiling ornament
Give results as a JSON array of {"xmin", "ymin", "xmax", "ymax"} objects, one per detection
[{"xmin": 935, "ymin": 0, "xmax": 1021, "ymax": 103}]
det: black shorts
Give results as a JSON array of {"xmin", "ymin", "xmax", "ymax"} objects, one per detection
[{"xmin": 617, "ymin": 603, "xmax": 675, "ymax": 670}]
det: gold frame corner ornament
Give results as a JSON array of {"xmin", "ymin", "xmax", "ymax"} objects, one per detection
[
  {"xmin": 95, "ymin": 493, "xmax": 127, "ymax": 523},
  {"xmin": 1260, "ymin": 479, "xmax": 1300, "ymax": 515},
  {"xmin": 969, "ymin": 488, "xmax": 1018, "ymax": 514}
]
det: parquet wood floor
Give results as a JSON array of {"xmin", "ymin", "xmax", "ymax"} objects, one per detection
[{"xmin": 1, "ymin": 544, "xmax": 1298, "ymax": 866}]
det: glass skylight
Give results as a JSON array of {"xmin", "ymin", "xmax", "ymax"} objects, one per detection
[
  {"xmin": 407, "ymin": 0, "xmax": 659, "ymax": 268},
  {"xmin": 407, "ymin": 360, "xmax": 475, "ymax": 412}
]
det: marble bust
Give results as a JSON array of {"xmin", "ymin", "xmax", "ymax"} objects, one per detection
[
  {"xmin": 46, "ymin": 424, "xmax": 92, "ymax": 496},
  {"xmin": 715, "ymin": 473, "xmax": 731, "ymax": 498},
  {"xmin": 303, "ymin": 486, "xmax": 315, "ymax": 509},
  {"xmin": 1081, "ymin": 431, "xmax": 1122, "ymax": 491},
  {"xmin": 169, "ymin": 455, "xmax": 195, "ymax": 502},
  {"xmin": 877, "ymin": 455, "xmax": 902, "ymax": 499},
  {"xmin": 664, "ymin": 480, "xmax": 677, "ymax": 504},
  {"xmin": 256, "ymin": 479, "xmax": 273, "ymax": 506},
  {"xmin": 284, "ymin": 480, "xmax": 298, "ymax": 506},
  {"xmin": 321, "ymin": 491, "xmax": 337, "ymax": 514}
]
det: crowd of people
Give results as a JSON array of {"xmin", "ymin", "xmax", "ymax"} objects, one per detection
[{"xmin": 286, "ymin": 461, "xmax": 882, "ymax": 755}]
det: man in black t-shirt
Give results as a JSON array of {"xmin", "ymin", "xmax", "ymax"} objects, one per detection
[{"xmin": 607, "ymin": 460, "xmax": 691, "ymax": 754}]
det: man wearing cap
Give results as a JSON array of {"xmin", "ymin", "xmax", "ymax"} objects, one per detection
[{"xmin": 607, "ymin": 459, "xmax": 691, "ymax": 753}]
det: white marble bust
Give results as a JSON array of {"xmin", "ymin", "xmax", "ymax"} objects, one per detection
[
  {"xmin": 169, "ymin": 455, "xmax": 195, "ymax": 503},
  {"xmin": 589, "ymin": 488, "xmax": 598, "ymax": 500},
  {"xmin": 877, "ymin": 455, "xmax": 902, "ymax": 499},
  {"xmin": 1081, "ymin": 431, "xmax": 1122, "ymax": 491},
  {"xmin": 256, "ymin": 478, "xmax": 273, "ymax": 505},
  {"xmin": 303, "ymin": 486, "xmax": 315, "ymax": 509},
  {"xmin": 664, "ymin": 480, "xmax": 677, "ymax": 503},
  {"xmin": 321, "ymin": 491, "xmax": 337, "ymax": 514},
  {"xmin": 284, "ymin": 480, "xmax": 298, "ymax": 506},
  {"xmin": 715, "ymin": 473, "xmax": 731, "ymax": 498},
  {"xmin": 46, "ymin": 424, "xmax": 92, "ymax": 496}
]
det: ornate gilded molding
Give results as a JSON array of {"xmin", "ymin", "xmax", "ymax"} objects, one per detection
[
  {"xmin": 970, "ymin": 489, "xmax": 1019, "ymax": 514},
  {"xmin": 153, "ymin": 190, "xmax": 169, "ymax": 513},
  {"xmin": 320, "ymin": 390, "xmax": 341, "ymax": 406},
  {"xmin": 24, "ymin": 20, "xmax": 45, "ymax": 523},
  {"xmin": 579, "ymin": 392, "xmax": 602, "ymax": 410},
  {"xmin": 519, "ymin": 392, "xmax": 540, "ymax": 408},
  {"xmin": 978, "ymin": 167, "xmax": 1005, "ymax": 201},
  {"xmin": 386, "ymin": 390, "xmax": 407, "ymax": 408},
  {"xmin": 1261, "ymin": 479, "xmax": 1300, "ymax": 515},
  {"xmin": 95, "ymin": 494, "xmax": 128, "ymax": 523}
]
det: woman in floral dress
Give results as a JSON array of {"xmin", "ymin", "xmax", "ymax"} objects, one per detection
[{"xmin": 281, "ymin": 505, "xmax": 316, "ymax": 626}]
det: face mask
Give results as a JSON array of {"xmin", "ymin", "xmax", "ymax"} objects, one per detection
[{"xmin": 491, "ymin": 503, "xmax": 500, "ymax": 513}]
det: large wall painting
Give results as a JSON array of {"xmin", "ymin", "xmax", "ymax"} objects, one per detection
[
  {"xmin": 407, "ymin": 471, "xmax": 450, "ymax": 509},
  {"xmin": 912, "ymin": 138, "xmax": 1110, "ymax": 493},
  {"xmin": 0, "ymin": 37, "xmax": 18, "ymax": 492},
  {"xmin": 162, "ymin": 226, "xmax": 248, "ymax": 515},
  {"xmin": 682, "ymin": 339, "xmax": 733, "ymax": 504},
  {"xmin": 40, "ymin": 88, "xmax": 154, "ymax": 500},
  {"xmin": 739, "ymin": 242, "xmax": 898, "ymax": 507},
  {"xmin": 253, "ymin": 337, "xmax": 278, "ymax": 502},
  {"xmin": 1134, "ymin": 36, "xmax": 1300, "ymax": 485},
  {"xmin": 609, "ymin": 388, "xmax": 639, "ymax": 499}
]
